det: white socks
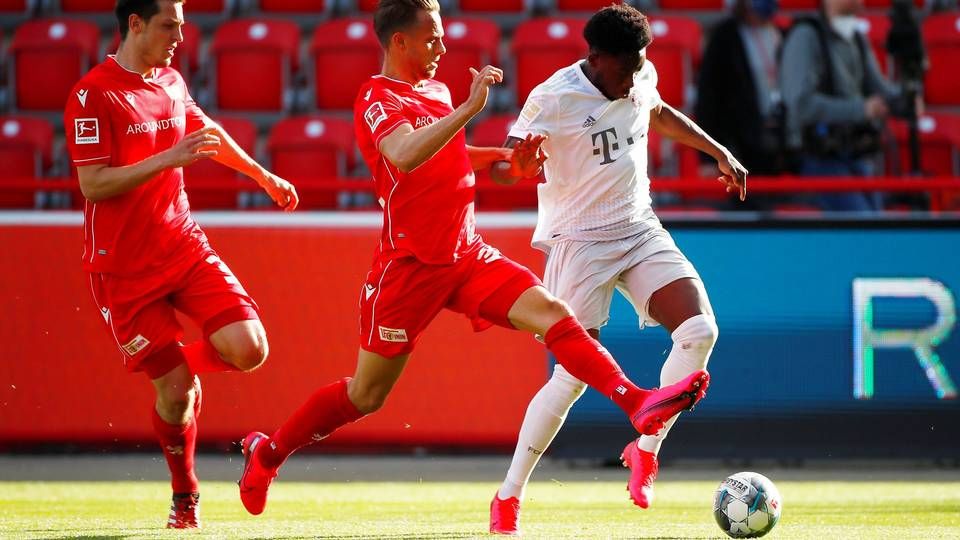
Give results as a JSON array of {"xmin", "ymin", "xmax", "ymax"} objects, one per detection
[
  {"xmin": 637, "ymin": 313, "xmax": 718, "ymax": 455},
  {"xmin": 498, "ymin": 363, "xmax": 586, "ymax": 500},
  {"xmin": 498, "ymin": 313, "xmax": 718, "ymax": 501}
]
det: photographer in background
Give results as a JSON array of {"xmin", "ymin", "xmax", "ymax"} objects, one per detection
[
  {"xmin": 780, "ymin": 0, "xmax": 912, "ymax": 211},
  {"xmin": 696, "ymin": 0, "xmax": 785, "ymax": 184}
]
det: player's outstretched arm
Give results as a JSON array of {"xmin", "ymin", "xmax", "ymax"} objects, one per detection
[
  {"xmin": 650, "ymin": 101, "xmax": 748, "ymax": 201},
  {"xmin": 465, "ymin": 145, "xmax": 511, "ymax": 171},
  {"xmin": 379, "ymin": 65, "xmax": 502, "ymax": 173},
  {"xmin": 206, "ymin": 121, "xmax": 298, "ymax": 211},
  {"xmin": 77, "ymin": 127, "xmax": 221, "ymax": 202},
  {"xmin": 489, "ymin": 134, "xmax": 549, "ymax": 185}
]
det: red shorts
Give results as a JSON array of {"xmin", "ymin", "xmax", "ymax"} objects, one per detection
[
  {"xmin": 359, "ymin": 241, "xmax": 542, "ymax": 357},
  {"xmin": 88, "ymin": 247, "xmax": 260, "ymax": 377}
]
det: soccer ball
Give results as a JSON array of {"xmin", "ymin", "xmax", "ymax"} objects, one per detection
[{"xmin": 713, "ymin": 471, "xmax": 782, "ymax": 538}]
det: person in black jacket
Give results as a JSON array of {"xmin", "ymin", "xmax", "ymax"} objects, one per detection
[{"xmin": 695, "ymin": 0, "xmax": 784, "ymax": 184}]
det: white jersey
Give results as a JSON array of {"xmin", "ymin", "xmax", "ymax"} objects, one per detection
[{"xmin": 509, "ymin": 60, "xmax": 663, "ymax": 251}]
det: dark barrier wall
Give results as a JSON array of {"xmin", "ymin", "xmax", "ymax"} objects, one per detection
[
  {"xmin": 2, "ymin": 214, "xmax": 958, "ymax": 458},
  {"xmin": 555, "ymin": 222, "xmax": 960, "ymax": 460}
]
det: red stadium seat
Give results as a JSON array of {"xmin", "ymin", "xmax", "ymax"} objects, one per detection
[
  {"xmin": 434, "ymin": 18, "xmax": 500, "ymax": 107},
  {"xmin": 259, "ymin": 0, "xmax": 326, "ymax": 12},
  {"xmin": 458, "ymin": 0, "xmax": 525, "ymax": 13},
  {"xmin": 310, "ymin": 18, "xmax": 381, "ymax": 110},
  {"xmin": 856, "ymin": 14, "xmax": 890, "ymax": 75},
  {"xmin": 9, "ymin": 19, "xmax": 99, "ymax": 111},
  {"xmin": 184, "ymin": 116, "xmax": 258, "ymax": 209},
  {"xmin": 356, "ymin": 0, "xmax": 377, "ymax": 12},
  {"xmin": 107, "ymin": 23, "xmax": 202, "ymax": 81},
  {"xmin": 210, "ymin": 19, "xmax": 300, "ymax": 111},
  {"xmin": 0, "ymin": 115, "xmax": 54, "ymax": 208},
  {"xmin": 647, "ymin": 16, "xmax": 701, "ymax": 109},
  {"xmin": 889, "ymin": 113, "xmax": 960, "ymax": 177},
  {"xmin": 556, "ymin": 0, "xmax": 634, "ymax": 12},
  {"xmin": 267, "ymin": 115, "xmax": 355, "ymax": 209},
  {"xmin": 0, "ymin": 0, "xmax": 29, "ymax": 13},
  {"xmin": 512, "ymin": 18, "xmax": 588, "ymax": 108},
  {"xmin": 61, "ymin": 0, "xmax": 229, "ymax": 12},
  {"xmin": 656, "ymin": 0, "xmax": 724, "ymax": 10},
  {"xmin": 778, "ymin": 0, "xmax": 817, "ymax": 9},
  {"xmin": 923, "ymin": 13, "xmax": 960, "ymax": 106}
]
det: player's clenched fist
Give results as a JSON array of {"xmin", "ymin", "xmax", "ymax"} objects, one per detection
[
  {"xmin": 464, "ymin": 65, "xmax": 503, "ymax": 115},
  {"xmin": 163, "ymin": 126, "xmax": 221, "ymax": 168},
  {"xmin": 259, "ymin": 171, "xmax": 299, "ymax": 212}
]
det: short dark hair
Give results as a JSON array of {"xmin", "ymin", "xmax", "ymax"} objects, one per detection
[
  {"xmin": 373, "ymin": 0, "xmax": 440, "ymax": 48},
  {"xmin": 116, "ymin": 0, "xmax": 184, "ymax": 40},
  {"xmin": 583, "ymin": 4, "xmax": 653, "ymax": 56}
]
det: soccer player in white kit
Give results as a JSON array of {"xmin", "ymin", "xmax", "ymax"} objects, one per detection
[{"xmin": 487, "ymin": 5, "xmax": 748, "ymax": 535}]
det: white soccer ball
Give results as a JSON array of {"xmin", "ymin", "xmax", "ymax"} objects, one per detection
[{"xmin": 713, "ymin": 471, "xmax": 782, "ymax": 538}]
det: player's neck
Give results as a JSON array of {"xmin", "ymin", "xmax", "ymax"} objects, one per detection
[
  {"xmin": 114, "ymin": 43, "xmax": 155, "ymax": 78},
  {"xmin": 579, "ymin": 61, "xmax": 617, "ymax": 102},
  {"xmin": 381, "ymin": 60, "xmax": 423, "ymax": 87}
]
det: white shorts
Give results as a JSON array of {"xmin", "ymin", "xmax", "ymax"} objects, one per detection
[{"xmin": 543, "ymin": 227, "xmax": 702, "ymax": 330}]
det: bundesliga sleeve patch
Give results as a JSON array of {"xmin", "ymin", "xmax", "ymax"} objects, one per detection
[
  {"xmin": 74, "ymin": 118, "xmax": 100, "ymax": 145},
  {"xmin": 514, "ymin": 99, "xmax": 543, "ymax": 130},
  {"xmin": 364, "ymin": 101, "xmax": 388, "ymax": 133}
]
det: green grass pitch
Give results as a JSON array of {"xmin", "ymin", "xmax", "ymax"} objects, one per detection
[{"xmin": 3, "ymin": 480, "xmax": 959, "ymax": 539}]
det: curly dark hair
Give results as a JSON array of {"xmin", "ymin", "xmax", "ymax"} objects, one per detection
[{"xmin": 583, "ymin": 4, "xmax": 653, "ymax": 56}]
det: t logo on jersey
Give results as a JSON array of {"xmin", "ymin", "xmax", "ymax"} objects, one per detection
[
  {"xmin": 74, "ymin": 118, "xmax": 100, "ymax": 145},
  {"xmin": 591, "ymin": 127, "xmax": 636, "ymax": 165},
  {"xmin": 364, "ymin": 101, "xmax": 387, "ymax": 133}
]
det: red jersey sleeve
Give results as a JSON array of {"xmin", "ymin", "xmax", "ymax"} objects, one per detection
[
  {"xmin": 359, "ymin": 85, "xmax": 409, "ymax": 149},
  {"xmin": 64, "ymin": 85, "xmax": 113, "ymax": 167}
]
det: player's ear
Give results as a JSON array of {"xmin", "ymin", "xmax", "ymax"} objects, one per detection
[
  {"xmin": 390, "ymin": 31, "xmax": 406, "ymax": 52},
  {"xmin": 127, "ymin": 14, "xmax": 145, "ymax": 36}
]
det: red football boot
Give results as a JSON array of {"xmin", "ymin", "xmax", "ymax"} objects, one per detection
[
  {"xmin": 489, "ymin": 493, "xmax": 521, "ymax": 535},
  {"xmin": 238, "ymin": 431, "xmax": 279, "ymax": 515},
  {"xmin": 630, "ymin": 370, "xmax": 709, "ymax": 436},
  {"xmin": 621, "ymin": 440, "xmax": 658, "ymax": 508},
  {"xmin": 166, "ymin": 492, "xmax": 200, "ymax": 529}
]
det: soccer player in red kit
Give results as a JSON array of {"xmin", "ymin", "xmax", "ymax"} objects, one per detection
[
  {"xmin": 237, "ymin": 0, "xmax": 710, "ymax": 517},
  {"xmin": 63, "ymin": 0, "xmax": 298, "ymax": 529}
]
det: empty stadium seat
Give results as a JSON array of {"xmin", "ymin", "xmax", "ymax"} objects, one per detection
[
  {"xmin": 923, "ymin": 13, "xmax": 960, "ymax": 106},
  {"xmin": 655, "ymin": 0, "xmax": 724, "ymax": 10},
  {"xmin": 9, "ymin": 19, "xmax": 99, "ymax": 111},
  {"xmin": 556, "ymin": 0, "xmax": 634, "ymax": 12},
  {"xmin": 259, "ymin": 0, "xmax": 326, "ymax": 12},
  {"xmin": 647, "ymin": 16, "xmax": 701, "ymax": 109},
  {"xmin": 434, "ymin": 18, "xmax": 500, "ymax": 107},
  {"xmin": 778, "ymin": 0, "xmax": 817, "ymax": 9},
  {"xmin": 356, "ymin": 0, "xmax": 377, "ymax": 12},
  {"xmin": 61, "ymin": 0, "xmax": 230, "ymax": 12},
  {"xmin": 107, "ymin": 23, "xmax": 202, "ymax": 82},
  {"xmin": 0, "ymin": 115, "xmax": 54, "ymax": 208},
  {"xmin": 0, "ymin": 0, "xmax": 29, "ymax": 14},
  {"xmin": 210, "ymin": 19, "xmax": 300, "ymax": 111},
  {"xmin": 310, "ymin": 18, "xmax": 381, "ymax": 110},
  {"xmin": 889, "ymin": 113, "xmax": 960, "ymax": 177},
  {"xmin": 184, "ymin": 116, "xmax": 258, "ymax": 209},
  {"xmin": 267, "ymin": 115, "xmax": 355, "ymax": 209},
  {"xmin": 512, "ymin": 18, "xmax": 587, "ymax": 108},
  {"xmin": 459, "ymin": 0, "xmax": 525, "ymax": 13}
]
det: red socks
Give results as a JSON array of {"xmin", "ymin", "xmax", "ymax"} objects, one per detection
[
  {"xmin": 259, "ymin": 377, "xmax": 365, "ymax": 470},
  {"xmin": 152, "ymin": 408, "xmax": 199, "ymax": 494},
  {"xmin": 182, "ymin": 340, "xmax": 237, "ymax": 374},
  {"xmin": 544, "ymin": 316, "xmax": 647, "ymax": 414}
]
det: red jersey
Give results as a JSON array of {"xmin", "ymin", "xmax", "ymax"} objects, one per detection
[
  {"xmin": 354, "ymin": 75, "xmax": 479, "ymax": 265},
  {"xmin": 64, "ymin": 56, "xmax": 209, "ymax": 276}
]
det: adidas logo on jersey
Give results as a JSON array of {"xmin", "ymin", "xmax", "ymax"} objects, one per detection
[{"xmin": 582, "ymin": 115, "xmax": 597, "ymax": 128}]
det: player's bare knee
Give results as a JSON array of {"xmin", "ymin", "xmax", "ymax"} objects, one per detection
[
  {"xmin": 220, "ymin": 336, "xmax": 268, "ymax": 372},
  {"xmin": 545, "ymin": 296, "xmax": 574, "ymax": 322},
  {"xmin": 156, "ymin": 384, "xmax": 196, "ymax": 422}
]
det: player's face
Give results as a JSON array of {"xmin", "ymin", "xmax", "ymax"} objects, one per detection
[
  {"xmin": 400, "ymin": 10, "xmax": 446, "ymax": 81},
  {"xmin": 594, "ymin": 50, "xmax": 645, "ymax": 100},
  {"xmin": 137, "ymin": 0, "xmax": 185, "ymax": 68}
]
